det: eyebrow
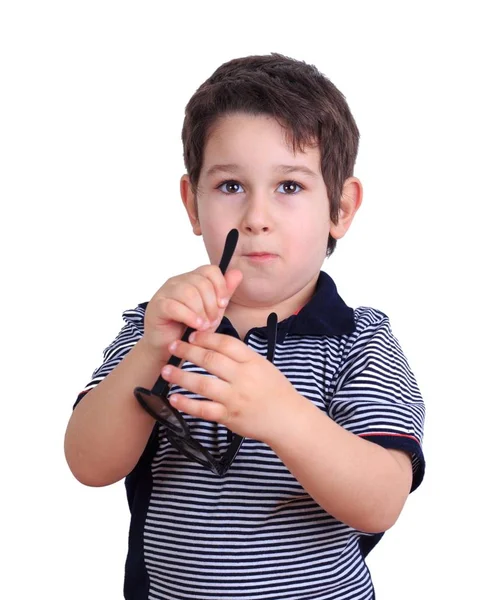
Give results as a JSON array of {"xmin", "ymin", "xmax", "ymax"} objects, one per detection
[{"xmin": 204, "ymin": 164, "xmax": 319, "ymax": 179}]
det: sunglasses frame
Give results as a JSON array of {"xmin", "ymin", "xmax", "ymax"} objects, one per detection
[{"xmin": 134, "ymin": 229, "xmax": 278, "ymax": 476}]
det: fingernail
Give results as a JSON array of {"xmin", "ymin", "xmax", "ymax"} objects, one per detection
[{"xmin": 219, "ymin": 297, "xmax": 229, "ymax": 307}]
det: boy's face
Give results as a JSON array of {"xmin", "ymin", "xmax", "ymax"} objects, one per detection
[{"xmin": 181, "ymin": 113, "xmax": 354, "ymax": 308}]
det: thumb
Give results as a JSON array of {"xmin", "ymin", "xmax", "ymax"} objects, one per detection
[
  {"xmin": 206, "ymin": 269, "xmax": 243, "ymax": 334},
  {"xmin": 224, "ymin": 268, "xmax": 243, "ymax": 297}
]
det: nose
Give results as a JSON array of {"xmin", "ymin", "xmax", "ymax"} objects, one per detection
[{"xmin": 240, "ymin": 192, "xmax": 272, "ymax": 233}]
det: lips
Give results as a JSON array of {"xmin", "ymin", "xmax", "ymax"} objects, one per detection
[{"xmin": 243, "ymin": 252, "xmax": 278, "ymax": 263}]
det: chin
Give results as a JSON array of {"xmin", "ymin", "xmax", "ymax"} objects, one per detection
[{"xmin": 237, "ymin": 280, "xmax": 281, "ymax": 303}]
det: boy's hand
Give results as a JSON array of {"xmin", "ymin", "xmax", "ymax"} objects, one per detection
[
  {"xmin": 160, "ymin": 330, "xmax": 302, "ymax": 443},
  {"xmin": 142, "ymin": 266, "xmax": 243, "ymax": 362}
]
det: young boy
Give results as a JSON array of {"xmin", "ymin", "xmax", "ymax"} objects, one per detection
[{"xmin": 65, "ymin": 53, "xmax": 425, "ymax": 600}]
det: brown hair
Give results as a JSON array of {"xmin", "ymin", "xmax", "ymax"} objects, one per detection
[{"xmin": 181, "ymin": 52, "xmax": 359, "ymax": 257}]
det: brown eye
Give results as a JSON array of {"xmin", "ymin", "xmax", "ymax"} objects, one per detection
[
  {"xmin": 217, "ymin": 181, "xmax": 243, "ymax": 194},
  {"xmin": 278, "ymin": 181, "xmax": 303, "ymax": 194}
]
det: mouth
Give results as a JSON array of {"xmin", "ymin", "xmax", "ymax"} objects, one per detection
[{"xmin": 244, "ymin": 252, "xmax": 278, "ymax": 262}]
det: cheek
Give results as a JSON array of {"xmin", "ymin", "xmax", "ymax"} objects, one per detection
[
  {"xmin": 199, "ymin": 219, "xmax": 230, "ymax": 262},
  {"xmin": 288, "ymin": 210, "xmax": 330, "ymax": 241},
  {"xmin": 292, "ymin": 219, "xmax": 330, "ymax": 261}
]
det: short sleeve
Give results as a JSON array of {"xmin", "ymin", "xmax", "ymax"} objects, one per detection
[
  {"xmin": 330, "ymin": 308, "xmax": 426, "ymax": 492},
  {"xmin": 73, "ymin": 304, "xmax": 147, "ymax": 409}
]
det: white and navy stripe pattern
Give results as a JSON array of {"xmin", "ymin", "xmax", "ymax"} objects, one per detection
[{"xmin": 74, "ymin": 271, "xmax": 425, "ymax": 600}]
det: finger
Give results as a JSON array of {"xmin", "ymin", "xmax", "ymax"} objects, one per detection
[
  {"xmin": 187, "ymin": 331, "xmax": 252, "ymax": 364},
  {"xmin": 168, "ymin": 339, "xmax": 237, "ymax": 382},
  {"xmin": 171, "ymin": 277, "xmax": 215, "ymax": 329},
  {"xmin": 156, "ymin": 296, "xmax": 207, "ymax": 331},
  {"xmin": 169, "ymin": 394, "xmax": 229, "ymax": 424},
  {"xmin": 162, "ymin": 362, "xmax": 231, "ymax": 403},
  {"xmin": 195, "ymin": 265, "xmax": 232, "ymax": 311},
  {"xmin": 192, "ymin": 271, "xmax": 224, "ymax": 324}
]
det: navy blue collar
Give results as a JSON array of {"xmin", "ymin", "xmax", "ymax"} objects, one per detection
[{"xmin": 218, "ymin": 270, "xmax": 356, "ymax": 344}]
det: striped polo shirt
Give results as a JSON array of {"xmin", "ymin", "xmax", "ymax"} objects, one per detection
[{"xmin": 74, "ymin": 270, "xmax": 425, "ymax": 600}]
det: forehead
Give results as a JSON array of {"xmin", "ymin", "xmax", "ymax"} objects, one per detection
[{"xmin": 202, "ymin": 113, "xmax": 321, "ymax": 176}]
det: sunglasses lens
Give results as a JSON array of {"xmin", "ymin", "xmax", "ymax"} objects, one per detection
[
  {"xmin": 134, "ymin": 387, "xmax": 186, "ymax": 436},
  {"xmin": 168, "ymin": 435, "xmax": 221, "ymax": 475}
]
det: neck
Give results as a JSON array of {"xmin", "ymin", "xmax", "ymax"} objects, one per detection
[{"xmin": 223, "ymin": 273, "xmax": 319, "ymax": 339}]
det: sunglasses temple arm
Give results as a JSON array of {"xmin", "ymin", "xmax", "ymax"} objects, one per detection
[
  {"xmin": 149, "ymin": 229, "xmax": 239, "ymax": 398},
  {"xmin": 227, "ymin": 313, "xmax": 277, "ymax": 444}
]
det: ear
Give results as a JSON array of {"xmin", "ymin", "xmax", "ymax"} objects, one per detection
[
  {"xmin": 329, "ymin": 177, "xmax": 363, "ymax": 240},
  {"xmin": 180, "ymin": 174, "xmax": 202, "ymax": 236}
]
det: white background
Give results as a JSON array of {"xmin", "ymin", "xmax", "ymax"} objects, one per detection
[{"xmin": 1, "ymin": 1, "xmax": 487, "ymax": 598}]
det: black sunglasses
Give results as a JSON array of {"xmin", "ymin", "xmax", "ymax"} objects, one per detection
[{"xmin": 134, "ymin": 229, "xmax": 278, "ymax": 476}]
